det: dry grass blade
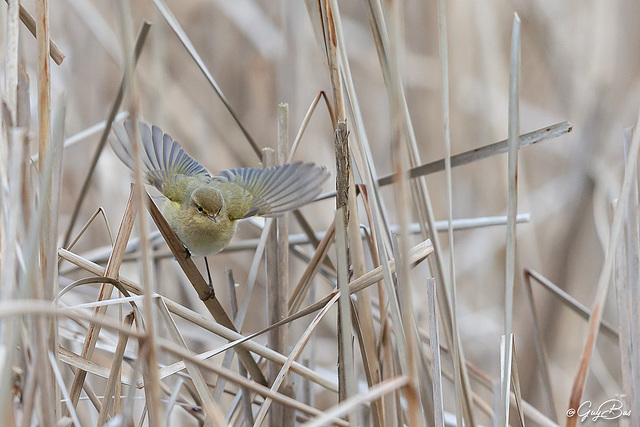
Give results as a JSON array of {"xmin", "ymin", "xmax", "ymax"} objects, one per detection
[
  {"xmin": 288, "ymin": 91, "xmax": 336, "ymax": 163},
  {"xmin": 253, "ymin": 291, "xmax": 340, "ymax": 425},
  {"xmin": 500, "ymin": 334, "xmax": 513, "ymax": 426},
  {"xmin": 146, "ymin": 193, "xmax": 268, "ymax": 386},
  {"xmin": 427, "ymin": 278, "xmax": 444, "ymax": 427},
  {"xmin": 361, "ymin": 0, "xmax": 476, "ymax": 422},
  {"xmin": 335, "ymin": 207, "xmax": 357, "ymax": 425},
  {"xmin": 525, "ymin": 269, "xmax": 618, "ymax": 340},
  {"xmin": 157, "ymin": 299, "xmax": 228, "ymax": 426},
  {"xmin": 301, "ymin": 376, "xmax": 410, "ymax": 427},
  {"xmin": 502, "ymin": 13, "xmax": 521, "ymax": 427},
  {"xmin": 62, "ymin": 22, "xmax": 151, "ymax": 247},
  {"xmin": 509, "ymin": 337, "xmax": 526, "ymax": 427},
  {"xmin": 622, "ymin": 127, "xmax": 640, "ymax": 426},
  {"xmin": 614, "ymin": 200, "xmax": 634, "ymax": 427},
  {"xmin": 66, "ymin": 186, "xmax": 138, "ymax": 409},
  {"xmin": 64, "ymin": 207, "xmax": 114, "ymax": 254},
  {"xmin": 522, "ymin": 270, "xmax": 558, "ymax": 421},
  {"xmin": 566, "ymin": 115, "xmax": 640, "ymax": 426},
  {"xmin": 96, "ymin": 312, "xmax": 135, "ymax": 426},
  {"xmin": 288, "ymin": 220, "xmax": 335, "ymax": 314},
  {"xmin": 153, "ymin": 0, "xmax": 261, "ymax": 158},
  {"xmin": 2, "ymin": 0, "xmax": 65, "ymax": 65},
  {"xmin": 48, "ymin": 352, "xmax": 81, "ymax": 427},
  {"xmin": 377, "ymin": 122, "xmax": 572, "ymax": 186},
  {"xmin": 436, "ymin": 0, "xmax": 467, "ymax": 424},
  {"xmin": 58, "ymin": 247, "xmax": 336, "ymax": 392},
  {"xmin": 156, "ymin": 338, "xmax": 349, "ymax": 426}
]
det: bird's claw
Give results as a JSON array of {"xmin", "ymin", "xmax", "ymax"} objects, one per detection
[
  {"xmin": 200, "ymin": 282, "xmax": 215, "ymax": 301},
  {"xmin": 183, "ymin": 246, "xmax": 192, "ymax": 261}
]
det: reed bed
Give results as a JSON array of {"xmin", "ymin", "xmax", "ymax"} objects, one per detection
[{"xmin": 0, "ymin": 1, "xmax": 638, "ymax": 426}]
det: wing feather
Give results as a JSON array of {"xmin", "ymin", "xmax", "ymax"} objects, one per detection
[
  {"xmin": 216, "ymin": 162, "xmax": 330, "ymax": 219},
  {"xmin": 110, "ymin": 120, "xmax": 211, "ymax": 202}
]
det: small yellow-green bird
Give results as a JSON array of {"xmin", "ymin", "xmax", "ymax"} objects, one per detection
[{"xmin": 111, "ymin": 120, "xmax": 329, "ymax": 256}]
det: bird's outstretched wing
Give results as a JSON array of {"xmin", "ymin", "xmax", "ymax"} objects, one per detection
[
  {"xmin": 215, "ymin": 162, "xmax": 330, "ymax": 220},
  {"xmin": 111, "ymin": 120, "xmax": 211, "ymax": 202}
]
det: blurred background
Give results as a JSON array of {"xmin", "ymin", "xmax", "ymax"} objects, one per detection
[{"xmin": 6, "ymin": 0, "xmax": 639, "ymax": 424}]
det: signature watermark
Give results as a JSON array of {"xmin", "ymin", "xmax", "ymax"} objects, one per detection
[{"xmin": 566, "ymin": 399, "xmax": 631, "ymax": 423}]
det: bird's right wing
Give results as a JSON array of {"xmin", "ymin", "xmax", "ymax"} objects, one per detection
[
  {"xmin": 215, "ymin": 162, "xmax": 330, "ymax": 220},
  {"xmin": 111, "ymin": 120, "xmax": 211, "ymax": 202}
]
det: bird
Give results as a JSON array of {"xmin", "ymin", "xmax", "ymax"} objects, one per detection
[{"xmin": 110, "ymin": 120, "xmax": 330, "ymax": 258}]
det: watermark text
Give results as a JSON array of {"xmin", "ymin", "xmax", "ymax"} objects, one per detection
[{"xmin": 566, "ymin": 399, "xmax": 631, "ymax": 423}]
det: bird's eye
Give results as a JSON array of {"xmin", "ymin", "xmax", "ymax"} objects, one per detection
[{"xmin": 197, "ymin": 205, "xmax": 204, "ymax": 213}]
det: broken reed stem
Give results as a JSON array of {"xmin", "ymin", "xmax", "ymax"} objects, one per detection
[
  {"xmin": 334, "ymin": 120, "xmax": 352, "ymax": 409},
  {"xmin": 274, "ymin": 103, "xmax": 294, "ymax": 425}
]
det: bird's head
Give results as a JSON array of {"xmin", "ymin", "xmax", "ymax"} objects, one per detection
[{"xmin": 191, "ymin": 187, "xmax": 224, "ymax": 223}]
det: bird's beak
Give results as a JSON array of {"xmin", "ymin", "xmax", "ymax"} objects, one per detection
[{"xmin": 208, "ymin": 214, "xmax": 217, "ymax": 223}]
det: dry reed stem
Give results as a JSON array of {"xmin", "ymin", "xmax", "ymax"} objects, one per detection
[
  {"xmin": 58, "ymin": 247, "xmax": 336, "ymax": 392},
  {"xmin": 522, "ymin": 270, "xmax": 558, "ymax": 421},
  {"xmin": 48, "ymin": 352, "xmax": 81, "ymax": 427},
  {"xmin": 614, "ymin": 200, "xmax": 634, "ymax": 427},
  {"xmin": 525, "ymin": 269, "xmax": 618, "ymax": 339},
  {"xmin": 2, "ymin": 0, "xmax": 65, "ymax": 65},
  {"xmin": 346, "ymin": 172, "xmax": 384, "ymax": 424},
  {"xmin": 502, "ymin": 13, "xmax": 521, "ymax": 427},
  {"xmin": 335, "ymin": 207, "xmax": 357, "ymax": 425},
  {"xmin": 96, "ymin": 312, "xmax": 135, "ymax": 425},
  {"xmin": 63, "ymin": 22, "xmax": 150, "ymax": 247},
  {"xmin": 64, "ymin": 207, "xmax": 114, "ymax": 254},
  {"xmin": 566, "ymin": 113, "xmax": 640, "ymax": 427},
  {"xmin": 622, "ymin": 127, "xmax": 640, "ymax": 426},
  {"xmin": 157, "ymin": 299, "xmax": 228, "ymax": 425},
  {"xmin": 4, "ymin": 0, "xmax": 20, "ymax": 125},
  {"xmin": 153, "ymin": 0, "xmax": 261, "ymax": 158},
  {"xmin": 287, "ymin": 91, "xmax": 336, "ymax": 163},
  {"xmin": 35, "ymin": 1, "xmax": 56, "ymax": 423},
  {"xmin": 377, "ymin": 121, "xmax": 572, "ymax": 186},
  {"xmin": 302, "ymin": 376, "xmax": 410, "ymax": 427},
  {"xmin": 67, "ymin": 186, "xmax": 138, "ymax": 409},
  {"xmin": 288, "ymin": 220, "xmax": 335, "ymax": 314},
  {"xmin": 427, "ymin": 279, "xmax": 444, "ymax": 427},
  {"xmin": 436, "ymin": 0, "xmax": 468, "ymax": 424},
  {"xmin": 254, "ymin": 291, "xmax": 340, "ymax": 425},
  {"xmin": 156, "ymin": 338, "xmax": 349, "ymax": 426},
  {"xmin": 146, "ymin": 193, "xmax": 268, "ymax": 386},
  {"xmin": 508, "ymin": 337, "xmax": 526, "ymax": 427},
  {"xmin": 226, "ymin": 269, "xmax": 255, "ymax": 425},
  {"xmin": 362, "ymin": 1, "xmax": 476, "ymax": 421},
  {"xmin": 212, "ymin": 271, "xmax": 241, "ymax": 403}
]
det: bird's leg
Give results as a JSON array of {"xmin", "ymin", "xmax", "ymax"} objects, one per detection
[
  {"xmin": 183, "ymin": 245, "xmax": 192, "ymax": 261},
  {"xmin": 201, "ymin": 256, "xmax": 215, "ymax": 301}
]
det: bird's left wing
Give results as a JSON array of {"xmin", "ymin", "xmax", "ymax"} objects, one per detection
[{"xmin": 214, "ymin": 162, "xmax": 330, "ymax": 220}]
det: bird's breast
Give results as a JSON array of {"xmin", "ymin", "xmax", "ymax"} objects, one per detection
[{"xmin": 162, "ymin": 201, "xmax": 237, "ymax": 256}]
